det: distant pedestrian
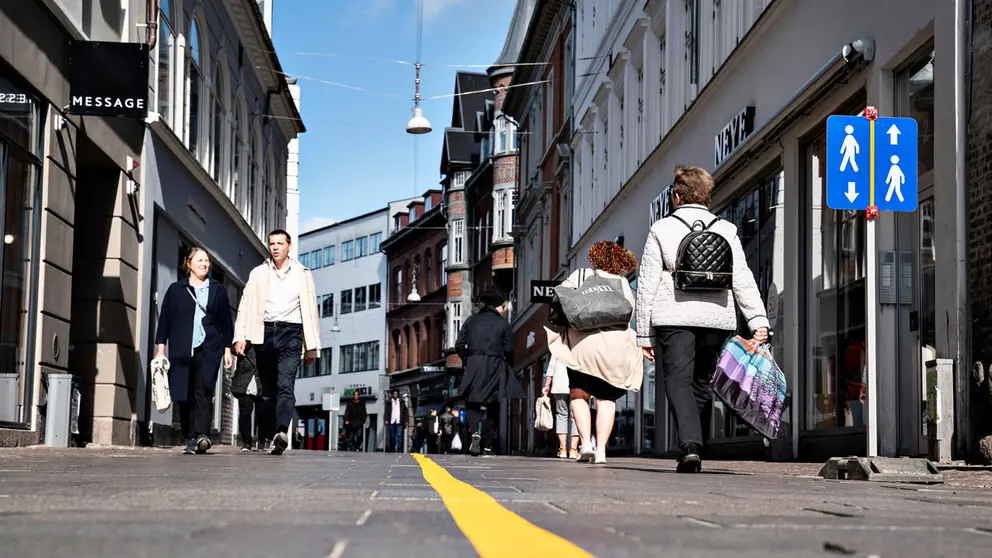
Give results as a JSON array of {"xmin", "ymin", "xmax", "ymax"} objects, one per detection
[
  {"xmin": 343, "ymin": 392, "xmax": 368, "ymax": 451},
  {"xmin": 425, "ymin": 408, "xmax": 441, "ymax": 454},
  {"xmin": 230, "ymin": 338, "xmax": 262, "ymax": 452},
  {"xmin": 548, "ymin": 241, "xmax": 642, "ymax": 465},
  {"xmin": 456, "ymin": 289, "xmax": 527, "ymax": 457},
  {"xmin": 233, "ymin": 230, "xmax": 322, "ymax": 456},
  {"xmin": 636, "ymin": 166, "xmax": 769, "ymax": 473},
  {"xmin": 154, "ymin": 247, "xmax": 234, "ymax": 455},
  {"xmin": 438, "ymin": 406, "xmax": 458, "ymax": 454},
  {"xmin": 385, "ymin": 390, "xmax": 407, "ymax": 453},
  {"xmin": 541, "ymin": 355, "xmax": 578, "ymax": 459}
]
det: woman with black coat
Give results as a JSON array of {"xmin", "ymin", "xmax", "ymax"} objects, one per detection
[{"xmin": 155, "ymin": 247, "xmax": 234, "ymax": 454}]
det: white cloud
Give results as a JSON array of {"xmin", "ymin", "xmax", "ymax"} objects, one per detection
[
  {"xmin": 302, "ymin": 216, "xmax": 339, "ymax": 233},
  {"xmin": 421, "ymin": 0, "xmax": 464, "ymax": 19}
]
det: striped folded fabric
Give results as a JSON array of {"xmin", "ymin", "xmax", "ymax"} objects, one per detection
[{"xmin": 710, "ymin": 336, "xmax": 787, "ymax": 440}]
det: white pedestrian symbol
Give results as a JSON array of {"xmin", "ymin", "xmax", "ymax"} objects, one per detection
[
  {"xmin": 839, "ymin": 125, "xmax": 860, "ymax": 172},
  {"xmin": 885, "ymin": 155, "xmax": 906, "ymax": 203}
]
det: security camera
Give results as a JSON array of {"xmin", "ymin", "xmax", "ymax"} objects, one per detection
[{"xmin": 842, "ymin": 39, "xmax": 875, "ymax": 64}]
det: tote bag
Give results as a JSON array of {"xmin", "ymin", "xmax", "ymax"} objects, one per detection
[
  {"xmin": 550, "ymin": 270, "xmax": 633, "ymax": 331},
  {"xmin": 150, "ymin": 356, "xmax": 172, "ymax": 413},
  {"xmin": 534, "ymin": 395, "xmax": 554, "ymax": 431},
  {"xmin": 710, "ymin": 336, "xmax": 787, "ymax": 440}
]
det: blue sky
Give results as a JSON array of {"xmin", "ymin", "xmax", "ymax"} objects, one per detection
[{"xmin": 271, "ymin": 0, "xmax": 517, "ymax": 232}]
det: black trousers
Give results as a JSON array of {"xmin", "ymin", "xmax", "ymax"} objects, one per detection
[
  {"xmin": 237, "ymin": 394, "xmax": 261, "ymax": 445},
  {"xmin": 439, "ymin": 433, "xmax": 453, "ymax": 454},
  {"xmin": 655, "ymin": 327, "xmax": 732, "ymax": 448},
  {"xmin": 464, "ymin": 402, "xmax": 497, "ymax": 452},
  {"xmin": 178, "ymin": 347, "xmax": 212, "ymax": 439},
  {"xmin": 256, "ymin": 322, "xmax": 303, "ymax": 441}
]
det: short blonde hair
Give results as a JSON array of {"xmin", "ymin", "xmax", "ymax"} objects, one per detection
[
  {"xmin": 672, "ymin": 166, "xmax": 714, "ymax": 206},
  {"xmin": 182, "ymin": 246, "xmax": 211, "ymax": 273}
]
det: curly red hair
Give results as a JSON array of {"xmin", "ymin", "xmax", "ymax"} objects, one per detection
[{"xmin": 588, "ymin": 241, "xmax": 637, "ymax": 275}]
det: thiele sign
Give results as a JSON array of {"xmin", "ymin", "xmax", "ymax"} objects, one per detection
[
  {"xmin": 714, "ymin": 106, "xmax": 755, "ymax": 167},
  {"xmin": 68, "ymin": 41, "xmax": 149, "ymax": 118}
]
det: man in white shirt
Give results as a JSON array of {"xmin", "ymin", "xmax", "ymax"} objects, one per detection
[
  {"xmin": 234, "ymin": 230, "xmax": 321, "ymax": 455},
  {"xmin": 384, "ymin": 390, "xmax": 407, "ymax": 453}
]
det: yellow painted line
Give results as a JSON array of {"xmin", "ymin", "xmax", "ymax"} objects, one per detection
[
  {"xmin": 869, "ymin": 118, "xmax": 876, "ymax": 205},
  {"xmin": 413, "ymin": 454, "xmax": 596, "ymax": 557}
]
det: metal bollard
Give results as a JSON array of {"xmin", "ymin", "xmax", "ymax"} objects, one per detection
[{"xmin": 44, "ymin": 373, "xmax": 74, "ymax": 447}]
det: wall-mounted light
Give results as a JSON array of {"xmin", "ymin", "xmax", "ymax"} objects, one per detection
[
  {"xmin": 330, "ymin": 318, "xmax": 341, "ymax": 333},
  {"xmin": 3, "ymin": 234, "xmax": 13, "ymax": 245}
]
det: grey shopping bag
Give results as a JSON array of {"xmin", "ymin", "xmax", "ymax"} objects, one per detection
[{"xmin": 550, "ymin": 270, "xmax": 633, "ymax": 331}]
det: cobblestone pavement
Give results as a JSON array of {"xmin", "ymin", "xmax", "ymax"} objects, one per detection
[{"xmin": 1, "ymin": 446, "xmax": 991, "ymax": 557}]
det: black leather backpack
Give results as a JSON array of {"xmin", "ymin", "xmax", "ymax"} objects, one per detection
[{"xmin": 671, "ymin": 215, "xmax": 733, "ymax": 291}]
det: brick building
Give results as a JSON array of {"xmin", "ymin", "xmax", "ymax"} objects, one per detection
[
  {"xmin": 969, "ymin": 0, "xmax": 992, "ymax": 460},
  {"xmin": 380, "ymin": 191, "xmax": 452, "ymax": 419},
  {"xmin": 501, "ymin": 0, "xmax": 573, "ymax": 456}
]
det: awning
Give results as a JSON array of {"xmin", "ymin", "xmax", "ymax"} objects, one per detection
[{"xmin": 414, "ymin": 401, "xmax": 445, "ymax": 418}]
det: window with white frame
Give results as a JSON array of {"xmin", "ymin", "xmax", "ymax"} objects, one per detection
[
  {"xmin": 186, "ymin": 17, "xmax": 203, "ymax": 159},
  {"xmin": 451, "ymin": 219, "xmax": 465, "ymax": 265},
  {"xmin": 545, "ymin": 69, "xmax": 555, "ymax": 150},
  {"xmin": 247, "ymin": 124, "xmax": 259, "ymax": 229},
  {"xmin": 231, "ymin": 97, "xmax": 245, "ymax": 206},
  {"xmin": 157, "ymin": 1, "xmax": 176, "ymax": 126},
  {"xmin": 448, "ymin": 302, "xmax": 462, "ymax": 347},
  {"xmin": 686, "ymin": 0, "xmax": 700, "ymax": 87},
  {"xmin": 493, "ymin": 189, "xmax": 506, "ymax": 242},
  {"xmin": 452, "ymin": 171, "xmax": 469, "ymax": 188},
  {"xmin": 211, "ymin": 62, "xmax": 226, "ymax": 185}
]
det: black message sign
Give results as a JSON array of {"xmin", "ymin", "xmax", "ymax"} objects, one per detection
[{"xmin": 68, "ymin": 41, "xmax": 149, "ymax": 117}]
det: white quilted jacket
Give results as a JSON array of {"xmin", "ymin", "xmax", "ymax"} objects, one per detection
[{"xmin": 634, "ymin": 204, "xmax": 769, "ymax": 347}]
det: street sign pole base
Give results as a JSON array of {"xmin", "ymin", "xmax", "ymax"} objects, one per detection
[{"xmin": 818, "ymin": 456, "xmax": 944, "ymax": 484}]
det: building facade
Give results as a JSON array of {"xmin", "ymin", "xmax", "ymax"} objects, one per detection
[
  {"xmin": 139, "ymin": 0, "xmax": 302, "ymax": 446},
  {"xmin": 382, "ymin": 191, "xmax": 451, "ymax": 424},
  {"xmin": 502, "ymin": 0, "xmax": 574, "ymax": 456},
  {"xmin": 566, "ymin": 0, "xmax": 965, "ymax": 461},
  {"xmin": 294, "ymin": 208, "xmax": 391, "ymax": 451},
  {"xmin": 0, "ymin": 0, "xmax": 148, "ymax": 446}
]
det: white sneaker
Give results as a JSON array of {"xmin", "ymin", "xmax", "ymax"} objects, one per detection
[{"xmin": 576, "ymin": 446, "xmax": 594, "ymax": 463}]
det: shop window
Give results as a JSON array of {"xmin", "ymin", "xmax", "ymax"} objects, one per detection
[
  {"xmin": 341, "ymin": 341, "xmax": 379, "ymax": 373},
  {"xmin": 804, "ymin": 101, "xmax": 868, "ymax": 431},
  {"xmin": 0, "ymin": 80, "xmax": 43, "ymax": 425},
  {"xmin": 709, "ymin": 169, "xmax": 784, "ymax": 439}
]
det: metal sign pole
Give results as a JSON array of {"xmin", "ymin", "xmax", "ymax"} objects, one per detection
[{"xmin": 865, "ymin": 107, "xmax": 879, "ymax": 458}]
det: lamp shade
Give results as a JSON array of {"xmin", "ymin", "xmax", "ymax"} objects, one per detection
[{"xmin": 406, "ymin": 107, "xmax": 432, "ymax": 134}]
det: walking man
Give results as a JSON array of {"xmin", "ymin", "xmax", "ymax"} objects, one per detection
[
  {"xmin": 234, "ymin": 230, "xmax": 321, "ymax": 455},
  {"xmin": 455, "ymin": 289, "xmax": 526, "ymax": 456},
  {"xmin": 385, "ymin": 390, "xmax": 407, "ymax": 453},
  {"xmin": 343, "ymin": 391, "xmax": 367, "ymax": 451}
]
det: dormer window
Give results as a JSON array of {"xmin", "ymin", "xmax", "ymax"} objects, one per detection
[
  {"xmin": 424, "ymin": 196, "xmax": 433, "ymax": 211},
  {"xmin": 409, "ymin": 207, "xmax": 417, "ymax": 221}
]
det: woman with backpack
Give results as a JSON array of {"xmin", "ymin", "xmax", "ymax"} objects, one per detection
[
  {"xmin": 636, "ymin": 166, "xmax": 769, "ymax": 474},
  {"xmin": 547, "ymin": 241, "xmax": 643, "ymax": 465}
]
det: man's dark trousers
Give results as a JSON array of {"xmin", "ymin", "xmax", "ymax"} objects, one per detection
[
  {"xmin": 256, "ymin": 322, "xmax": 303, "ymax": 441},
  {"xmin": 464, "ymin": 402, "xmax": 497, "ymax": 452},
  {"xmin": 388, "ymin": 423, "xmax": 404, "ymax": 452}
]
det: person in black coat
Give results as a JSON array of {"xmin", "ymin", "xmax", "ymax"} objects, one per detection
[
  {"xmin": 343, "ymin": 392, "xmax": 367, "ymax": 451},
  {"xmin": 155, "ymin": 247, "xmax": 234, "ymax": 454},
  {"xmin": 437, "ymin": 406, "xmax": 458, "ymax": 454},
  {"xmin": 456, "ymin": 289, "xmax": 526, "ymax": 456}
]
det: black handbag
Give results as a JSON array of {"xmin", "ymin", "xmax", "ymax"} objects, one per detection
[{"xmin": 230, "ymin": 344, "xmax": 259, "ymax": 397}]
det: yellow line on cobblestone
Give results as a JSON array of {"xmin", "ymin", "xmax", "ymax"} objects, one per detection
[{"xmin": 413, "ymin": 454, "xmax": 595, "ymax": 558}]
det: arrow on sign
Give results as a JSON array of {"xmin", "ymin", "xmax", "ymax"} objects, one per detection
[
  {"xmin": 887, "ymin": 123, "xmax": 901, "ymax": 145},
  {"xmin": 845, "ymin": 182, "xmax": 859, "ymax": 203}
]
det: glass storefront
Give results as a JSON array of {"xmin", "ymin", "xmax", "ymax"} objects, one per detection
[
  {"xmin": 0, "ymin": 70, "xmax": 43, "ymax": 426},
  {"xmin": 803, "ymin": 96, "xmax": 869, "ymax": 432},
  {"xmin": 711, "ymin": 169, "xmax": 784, "ymax": 440}
]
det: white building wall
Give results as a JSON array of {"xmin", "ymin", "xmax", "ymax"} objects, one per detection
[
  {"xmin": 568, "ymin": 0, "xmax": 960, "ymax": 458},
  {"xmin": 295, "ymin": 210, "xmax": 389, "ymax": 450},
  {"xmin": 286, "ymin": 80, "xmax": 301, "ymax": 259}
]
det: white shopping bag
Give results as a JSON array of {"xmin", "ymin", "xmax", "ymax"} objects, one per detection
[
  {"xmin": 534, "ymin": 395, "xmax": 554, "ymax": 431},
  {"xmin": 150, "ymin": 356, "xmax": 172, "ymax": 413},
  {"xmin": 451, "ymin": 433, "xmax": 462, "ymax": 451}
]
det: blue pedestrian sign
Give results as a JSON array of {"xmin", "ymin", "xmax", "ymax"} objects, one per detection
[{"xmin": 826, "ymin": 114, "xmax": 918, "ymax": 212}]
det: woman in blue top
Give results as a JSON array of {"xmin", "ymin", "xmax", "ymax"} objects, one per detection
[{"xmin": 155, "ymin": 247, "xmax": 234, "ymax": 454}]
